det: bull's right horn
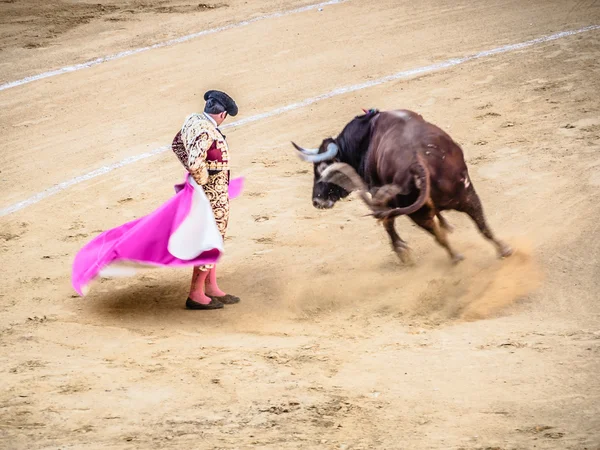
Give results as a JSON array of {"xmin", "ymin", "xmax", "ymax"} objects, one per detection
[{"xmin": 291, "ymin": 142, "xmax": 320, "ymax": 155}]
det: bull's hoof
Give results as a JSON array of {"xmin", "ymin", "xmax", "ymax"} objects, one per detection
[
  {"xmin": 451, "ymin": 253, "xmax": 465, "ymax": 265},
  {"xmin": 400, "ymin": 253, "xmax": 415, "ymax": 266},
  {"xmin": 498, "ymin": 243, "xmax": 514, "ymax": 259},
  {"xmin": 395, "ymin": 248, "xmax": 415, "ymax": 266}
]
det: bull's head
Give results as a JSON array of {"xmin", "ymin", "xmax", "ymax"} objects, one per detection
[{"xmin": 291, "ymin": 138, "xmax": 351, "ymax": 209}]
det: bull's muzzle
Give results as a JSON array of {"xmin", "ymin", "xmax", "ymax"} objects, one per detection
[{"xmin": 313, "ymin": 198, "xmax": 335, "ymax": 209}]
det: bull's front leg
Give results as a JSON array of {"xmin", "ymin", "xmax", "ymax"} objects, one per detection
[{"xmin": 382, "ymin": 217, "xmax": 414, "ymax": 265}]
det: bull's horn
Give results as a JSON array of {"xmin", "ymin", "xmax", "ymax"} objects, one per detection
[
  {"xmin": 291, "ymin": 142, "xmax": 319, "ymax": 155},
  {"xmin": 292, "ymin": 142, "xmax": 339, "ymax": 163}
]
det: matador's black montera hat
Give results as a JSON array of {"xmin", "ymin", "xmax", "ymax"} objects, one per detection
[{"xmin": 204, "ymin": 90, "xmax": 238, "ymax": 117}]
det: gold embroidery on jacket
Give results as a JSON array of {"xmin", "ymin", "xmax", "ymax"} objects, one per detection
[
  {"xmin": 180, "ymin": 113, "xmax": 229, "ymax": 185},
  {"xmin": 176, "ymin": 113, "xmax": 231, "ymax": 271},
  {"xmin": 197, "ymin": 170, "xmax": 230, "ymax": 271}
]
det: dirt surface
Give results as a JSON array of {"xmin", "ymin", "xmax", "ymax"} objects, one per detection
[
  {"xmin": 1, "ymin": 0, "xmax": 600, "ymax": 449},
  {"xmin": 0, "ymin": 0, "xmax": 227, "ymax": 51}
]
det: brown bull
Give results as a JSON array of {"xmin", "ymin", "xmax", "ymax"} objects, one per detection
[{"xmin": 291, "ymin": 108, "xmax": 513, "ymax": 263}]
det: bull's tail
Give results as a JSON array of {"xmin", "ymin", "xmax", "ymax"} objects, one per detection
[
  {"xmin": 377, "ymin": 159, "xmax": 430, "ymax": 219},
  {"xmin": 319, "ymin": 159, "xmax": 430, "ymax": 219}
]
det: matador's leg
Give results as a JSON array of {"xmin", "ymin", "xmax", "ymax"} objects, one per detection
[
  {"xmin": 201, "ymin": 171, "xmax": 240, "ymax": 304},
  {"xmin": 186, "ymin": 266, "xmax": 224, "ymax": 310}
]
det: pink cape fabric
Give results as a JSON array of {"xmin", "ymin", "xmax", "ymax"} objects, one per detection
[{"xmin": 71, "ymin": 175, "xmax": 244, "ymax": 296}]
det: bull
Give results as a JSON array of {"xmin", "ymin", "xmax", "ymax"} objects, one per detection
[{"xmin": 291, "ymin": 108, "xmax": 513, "ymax": 264}]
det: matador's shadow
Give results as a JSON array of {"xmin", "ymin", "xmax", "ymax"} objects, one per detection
[{"xmin": 76, "ymin": 264, "xmax": 285, "ymax": 329}]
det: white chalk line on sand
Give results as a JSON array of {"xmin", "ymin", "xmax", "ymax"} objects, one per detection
[
  {"xmin": 1, "ymin": 24, "xmax": 598, "ymax": 218},
  {"xmin": 0, "ymin": 0, "xmax": 347, "ymax": 93}
]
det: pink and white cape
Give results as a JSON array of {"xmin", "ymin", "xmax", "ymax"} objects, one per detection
[{"xmin": 71, "ymin": 175, "xmax": 244, "ymax": 296}]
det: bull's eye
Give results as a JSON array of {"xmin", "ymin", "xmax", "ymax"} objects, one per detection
[{"xmin": 317, "ymin": 162, "xmax": 328, "ymax": 174}]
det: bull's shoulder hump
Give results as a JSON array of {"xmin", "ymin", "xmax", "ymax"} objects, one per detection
[{"xmin": 383, "ymin": 109, "xmax": 422, "ymax": 121}]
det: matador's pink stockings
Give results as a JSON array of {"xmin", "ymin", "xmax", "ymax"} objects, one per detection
[
  {"xmin": 188, "ymin": 266, "xmax": 226, "ymax": 304},
  {"xmin": 205, "ymin": 267, "xmax": 226, "ymax": 297},
  {"xmin": 188, "ymin": 267, "xmax": 210, "ymax": 304}
]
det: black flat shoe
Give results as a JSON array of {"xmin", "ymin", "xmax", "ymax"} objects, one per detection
[
  {"xmin": 186, "ymin": 297, "xmax": 224, "ymax": 310},
  {"xmin": 208, "ymin": 294, "xmax": 241, "ymax": 305}
]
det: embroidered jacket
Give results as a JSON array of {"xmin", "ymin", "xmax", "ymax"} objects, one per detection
[{"xmin": 172, "ymin": 113, "xmax": 229, "ymax": 185}]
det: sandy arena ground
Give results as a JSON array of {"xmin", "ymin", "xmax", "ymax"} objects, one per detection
[{"xmin": 1, "ymin": 0, "xmax": 600, "ymax": 448}]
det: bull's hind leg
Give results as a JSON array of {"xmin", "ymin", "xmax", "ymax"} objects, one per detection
[
  {"xmin": 382, "ymin": 217, "xmax": 413, "ymax": 264},
  {"xmin": 411, "ymin": 207, "xmax": 464, "ymax": 264},
  {"xmin": 459, "ymin": 189, "xmax": 513, "ymax": 258}
]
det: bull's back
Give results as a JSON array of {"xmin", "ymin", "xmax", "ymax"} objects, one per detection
[
  {"xmin": 367, "ymin": 110, "xmax": 421, "ymax": 185},
  {"xmin": 369, "ymin": 110, "xmax": 470, "ymax": 200}
]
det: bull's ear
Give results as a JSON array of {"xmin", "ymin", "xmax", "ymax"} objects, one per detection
[{"xmin": 316, "ymin": 162, "xmax": 329, "ymax": 174}]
